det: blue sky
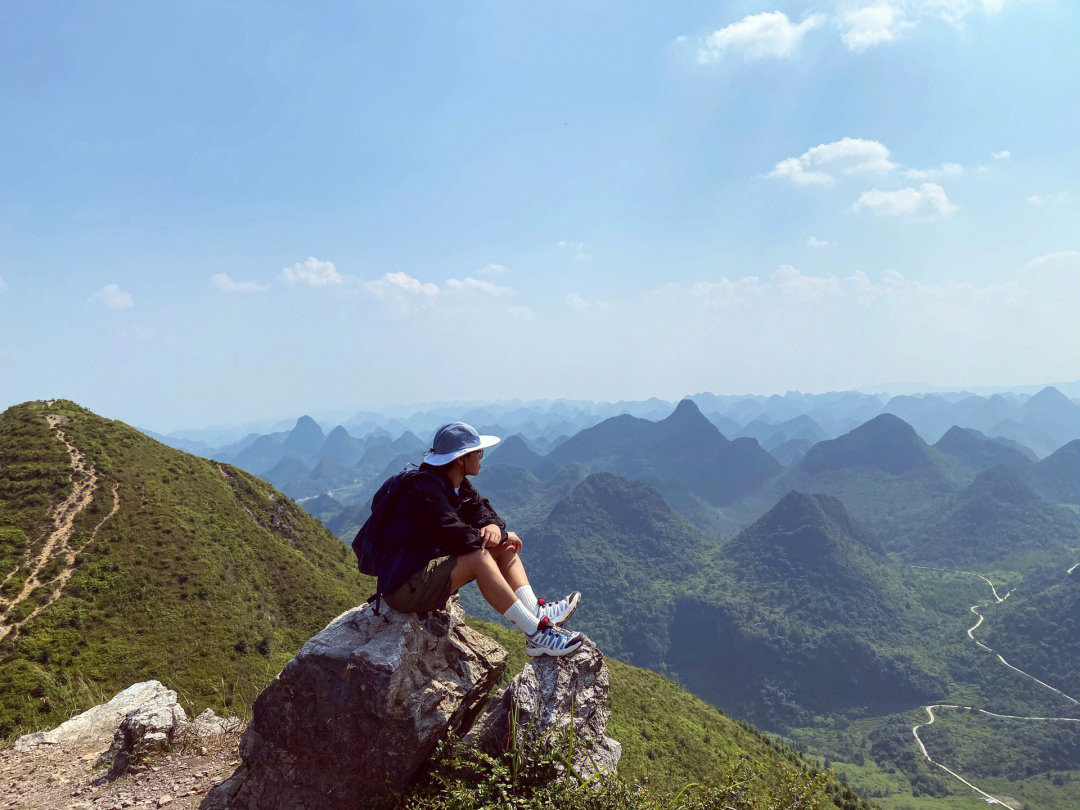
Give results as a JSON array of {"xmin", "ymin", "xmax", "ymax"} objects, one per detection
[{"xmin": 2, "ymin": 1, "xmax": 1078, "ymax": 430}]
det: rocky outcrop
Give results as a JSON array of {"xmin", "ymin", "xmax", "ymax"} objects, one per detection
[
  {"xmin": 193, "ymin": 708, "xmax": 243, "ymax": 736},
  {"xmin": 105, "ymin": 685, "xmax": 189, "ymax": 776},
  {"xmin": 207, "ymin": 598, "xmax": 507, "ymax": 810},
  {"xmin": 470, "ymin": 638, "xmax": 621, "ymax": 778},
  {"xmin": 14, "ymin": 681, "xmax": 185, "ymax": 757}
]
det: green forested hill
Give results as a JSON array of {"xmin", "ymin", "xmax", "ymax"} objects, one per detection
[
  {"xmin": 466, "ymin": 472, "xmax": 944, "ymax": 731},
  {"xmin": 985, "ymin": 562, "xmax": 1080, "ymax": 697},
  {"xmin": 0, "ymin": 400, "xmax": 868, "ymax": 809},
  {"xmin": 676, "ymin": 492, "xmax": 942, "ymax": 729},
  {"xmin": 894, "ymin": 464, "xmax": 1080, "ymax": 566},
  {"xmin": 469, "ymin": 617, "xmax": 872, "ymax": 810},
  {"xmin": 0, "ymin": 400, "xmax": 368, "ymax": 736}
]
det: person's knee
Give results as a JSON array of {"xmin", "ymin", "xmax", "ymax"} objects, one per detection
[
  {"xmin": 461, "ymin": 547, "xmax": 493, "ymax": 572},
  {"xmin": 491, "ymin": 545, "xmax": 518, "ymax": 566}
]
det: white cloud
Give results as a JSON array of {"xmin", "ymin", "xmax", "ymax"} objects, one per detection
[
  {"xmin": 93, "ymin": 284, "xmax": 134, "ymax": 309},
  {"xmin": 360, "ymin": 272, "xmax": 519, "ymax": 318},
  {"xmin": 363, "ymin": 271, "xmax": 438, "ymax": 301},
  {"xmin": 530, "ymin": 263, "xmax": 1061, "ymax": 398},
  {"xmin": 564, "ymin": 293, "xmax": 611, "ymax": 314},
  {"xmin": 930, "ymin": 0, "xmax": 1009, "ymax": 26},
  {"xmin": 281, "ymin": 257, "xmax": 343, "ymax": 287},
  {"xmin": 697, "ymin": 12, "xmax": 825, "ymax": 63},
  {"xmin": 834, "ymin": 1, "xmax": 1020, "ymax": 51},
  {"xmin": 211, "ymin": 273, "xmax": 266, "ymax": 293},
  {"xmin": 852, "ymin": 183, "xmax": 956, "ymax": 216},
  {"xmin": 904, "ymin": 162, "xmax": 963, "ymax": 179},
  {"xmin": 566, "ymin": 294, "xmax": 589, "ymax": 312},
  {"xmin": 770, "ymin": 138, "xmax": 897, "ymax": 186},
  {"xmin": 557, "ymin": 240, "xmax": 588, "ymax": 261},
  {"xmin": 478, "ymin": 263, "xmax": 507, "ymax": 276},
  {"xmin": 993, "ymin": 150, "xmax": 1011, "ymax": 160},
  {"xmin": 447, "ymin": 277, "xmax": 502, "ymax": 294},
  {"xmin": 841, "ymin": 4, "xmax": 914, "ymax": 50},
  {"xmin": 808, "ymin": 236, "xmax": 832, "ymax": 247},
  {"xmin": 444, "ymin": 276, "xmax": 511, "ymax": 299},
  {"xmin": 1017, "ymin": 251, "xmax": 1080, "ymax": 299},
  {"xmin": 1027, "ymin": 191, "xmax": 1069, "ymax": 206},
  {"xmin": 274, "ymin": 259, "xmax": 1080, "ymax": 411}
]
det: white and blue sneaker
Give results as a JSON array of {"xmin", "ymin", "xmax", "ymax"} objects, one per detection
[
  {"xmin": 537, "ymin": 591, "xmax": 581, "ymax": 627},
  {"xmin": 526, "ymin": 617, "xmax": 584, "ymax": 657}
]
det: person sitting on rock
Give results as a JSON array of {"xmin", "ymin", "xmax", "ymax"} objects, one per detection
[{"xmin": 354, "ymin": 421, "xmax": 583, "ymax": 657}]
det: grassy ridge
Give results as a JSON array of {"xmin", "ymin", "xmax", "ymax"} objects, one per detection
[{"xmin": 0, "ymin": 400, "xmax": 367, "ymax": 736}]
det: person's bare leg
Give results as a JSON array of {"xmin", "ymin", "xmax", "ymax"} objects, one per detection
[
  {"xmin": 490, "ymin": 544, "xmax": 529, "ymax": 591},
  {"xmin": 449, "ymin": 548, "xmax": 517, "ymax": 613}
]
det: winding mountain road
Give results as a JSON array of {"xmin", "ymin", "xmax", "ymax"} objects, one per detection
[{"xmin": 908, "ymin": 563, "xmax": 1080, "ymax": 806}]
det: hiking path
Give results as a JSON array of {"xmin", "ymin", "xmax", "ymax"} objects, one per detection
[{"xmin": 0, "ymin": 412, "xmax": 119, "ymax": 643}]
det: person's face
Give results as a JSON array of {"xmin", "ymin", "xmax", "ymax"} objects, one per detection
[{"xmin": 462, "ymin": 448, "xmax": 483, "ymax": 476}]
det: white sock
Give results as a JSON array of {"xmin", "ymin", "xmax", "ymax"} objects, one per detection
[
  {"xmin": 503, "ymin": 600, "xmax": 540, "ymax": 636},
  {"xmin": 514, "ymin": 585, "xmax": 539, "ymax": 615}
]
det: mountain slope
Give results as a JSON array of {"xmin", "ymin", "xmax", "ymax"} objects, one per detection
[
  {"xmin": 985, "ymin": 563, "xmax": 1080, "ymax": 698},
  {"xmin": 933, "ymin": 425, "xmax": 1034, "ymax": 477},
  {"xmin": 777, "ymin": 413, "xmax": 959, "ymax": 544},
  {"xmin": 1033, "ymin": 439, "xmax": 1080, "ymax": 504},
  {"xmin": 0, "ymin": 400, "xmax": 367, "ymax": 737},
  {"xmin": 798, "ymin": 413, "xmax": 939, "ymax": 477},
  {"xmin": 281, "ymin": 415, "xmax": 325, "ymax": 459},
  {"xmin": 538, "ymin": 399, "xmax": 781, "ymax": 509},
  {"xmin": 897, "ymin": 465, "xmax": 1080, "ymax": 565},
  {"xmin": 470, "ymin": 617, "xmax": 872, "ymax": 808},
  {"xmin": 485, "ymin": 433, "xmax": 543, "ymax": 471},
  {"xmin": 488, "ymin": 472, "xmax": 712, "ymax": 671},
  {"xmin": 666, "ymin": 492, "xmax": 939, "ymax": 728}
]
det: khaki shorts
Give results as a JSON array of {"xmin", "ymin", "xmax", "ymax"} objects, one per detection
[{"xmin": 385, "ymin": 555, "xmax": 457, "ymax": 614}]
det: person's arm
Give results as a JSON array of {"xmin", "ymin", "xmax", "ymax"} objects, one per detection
[
  {"xmin": 418, "ymin": 482, "xmax": 487, "ymax": 556},
  {"xmin": 459, "ymin": 480, "xmax": 506, "ymax": 529}
]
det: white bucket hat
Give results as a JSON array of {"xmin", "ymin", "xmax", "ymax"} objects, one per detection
[{"xmin": 422, "ymin": 422, "xmax": 501, "ymax": 466}]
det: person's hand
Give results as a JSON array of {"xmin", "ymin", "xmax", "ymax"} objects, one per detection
[
  {"xmin": 503, "ymin": 531, "xmax": 522, "ymax": 552},
  {"xmin": 480, "ymin": 523, "xmax": 502, "ymax": 548}
]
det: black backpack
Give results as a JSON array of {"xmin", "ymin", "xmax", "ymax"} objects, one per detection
[{"xmin": 352, "ymin": 467, "xmax": 425, "ymax": 577}]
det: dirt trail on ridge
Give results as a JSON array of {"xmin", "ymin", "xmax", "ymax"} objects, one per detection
[{"xmin": 0, "ymin": 413, "xmax": 118, "ymax": 643}]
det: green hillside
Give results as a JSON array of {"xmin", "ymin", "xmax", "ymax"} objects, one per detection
[
  {"xmin": 0, "ymin": 399, "xmax": 368, "ymax": 737},
  {"xmin": 0, "ymin": 400, "xmax": 870, "ymax": 809},
  {"xmin": 677, "ymin": 493, "xmax": 942, "ymax": 728},
  {"xmin": 536, "ymin": 399, "xmax": 782, "ymax": 510},
  {"xmin": 463, "ymin": 472, "xmax": 944, "ymax": 731},
  {"xmin": 468, "ymin": 617, "xmax": 873, "ymax": 810},
  {"xmin": 895, "ymin": 465, "xmax": 1080, "ymax": 567},
  {"xmin": 985, "ymin": 562, "xmax": 1080, "ymax": 697}
]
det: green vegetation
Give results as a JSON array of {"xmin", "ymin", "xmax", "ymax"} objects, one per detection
[
  {"xmin": 460, "ymin": 616, "xmax": 871, "ymax": 809},
  {"xmin": 985, "ymin": 562, "xmax": 1080, "ymax": 696},
  {"xmin": 0, "ymin": 400, "xmax": 872, "ymax": 808},
  {"xmin": 893, "ymin": 465, "xmax": 1080, "ymax": 567},
  {"xmin": 375, "ymin": 734, "xmax": 838, "ymax": 810},
  {"xmin": 0, "ymin": 400, "xmax": 368, "ymax": 737}
]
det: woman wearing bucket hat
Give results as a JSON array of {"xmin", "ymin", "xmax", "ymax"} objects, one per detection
[{"xmin": 353, "ymin": 421, "xmax": 583, "ymax": 657}]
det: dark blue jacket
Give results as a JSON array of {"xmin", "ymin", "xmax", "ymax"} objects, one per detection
[{"xmin": 361, "ymin": 464, "xmax": 506, "ymax": 597}]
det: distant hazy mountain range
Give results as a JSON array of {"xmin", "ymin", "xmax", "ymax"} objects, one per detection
[{"xmin": 140, "ymin": 386, "xmax": 1080, "ymax": 549}]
